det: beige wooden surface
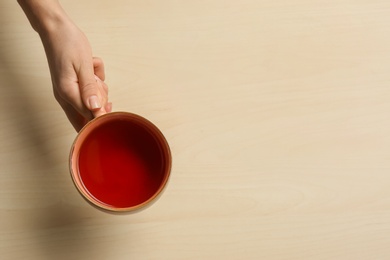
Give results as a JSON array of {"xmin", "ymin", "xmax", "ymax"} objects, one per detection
[{"xmin": 1, "ymin": 0, "xmax": 390, "ymax": 259}]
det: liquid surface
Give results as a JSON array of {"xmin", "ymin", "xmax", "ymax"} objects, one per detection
[{"xmin": 78, "ymin": 120, "xmax": 165, "ymax": 208}]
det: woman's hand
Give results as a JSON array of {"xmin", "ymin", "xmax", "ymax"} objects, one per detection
[
  {"xmin": 41, "ymin": 19, "xmax": 112, "ymax": 131},
  {"xmin": 18, "ymin": 0, "xmax": 111, "ymax": 131}
]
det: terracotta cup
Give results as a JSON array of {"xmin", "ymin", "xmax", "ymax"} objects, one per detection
[{"xmin": 69, "ymin": 112, "xmax": 172, "ymax": 213}]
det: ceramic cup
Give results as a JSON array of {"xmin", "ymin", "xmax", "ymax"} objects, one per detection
[{"xmin": 69, "ymin": 112, "xmax": 172, "ymax": 213}]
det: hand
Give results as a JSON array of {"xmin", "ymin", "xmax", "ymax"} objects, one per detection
[
  {"xmin": 41, "ymin": 19, "xmax": 112, "ymax": 131},
  {"xmin": 18, "ymin": 0, "xmax": 112, "ymax": 132}
]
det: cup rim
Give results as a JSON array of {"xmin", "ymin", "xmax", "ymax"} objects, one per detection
[{"xmin": 69, "ymin": 111, "xmax": 172, "ymax": 213}]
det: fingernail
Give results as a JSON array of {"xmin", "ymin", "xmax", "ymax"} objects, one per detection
[{"xmin": 88, "ymin": 95, "xmax": 101, "ymax": 109}]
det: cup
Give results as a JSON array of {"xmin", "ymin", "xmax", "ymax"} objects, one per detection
[{"xmin": 69, "ymin": 112, "xmax": 172, "ymax": 213}]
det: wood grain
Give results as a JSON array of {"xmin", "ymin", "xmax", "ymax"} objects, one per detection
[{"xmin": 2, "ymin": 0, "xmax": 390, "ymax": 259}]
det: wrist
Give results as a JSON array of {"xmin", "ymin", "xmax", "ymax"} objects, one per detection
[{"xmin": 18, "ymin": 0, "xmax": 70, "ymax": 35}]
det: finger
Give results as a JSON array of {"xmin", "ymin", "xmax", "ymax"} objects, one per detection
[
  {"xmin": 57, "ymin": 98, "xmax": 89, "ymax": 132},
  {"xmin": 77, "ymin": 61, "xmax": 103, "ymax": 112},
  {"xmin": 94, "ymin": 75, "xmax": 108, "ymax": 96},
  {"xmin": 90, "ymin": 76, "xmax": 109, "ymax": 119},
  {"xmin": 105, "ymin": 102, "xmax": 112, "ymax": 113},
  {"xmin": 91, "ymin": 77, "xmax": 108, "ymax": 118},
  {"xmin": 54, "ymin": 82, "xmax": 93, "ymax": 118},
  {"xmin": 93, "ymin": 57, "xmax": 105, "ymax": 81},
  {"xmin": 92, "ymin": 107, "xmax": 107, "ymax": 118},
  {"xmin": 101, "ymin": 80, "xmax": 108, "ymax": 96}
]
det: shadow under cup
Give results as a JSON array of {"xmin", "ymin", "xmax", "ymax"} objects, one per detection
[{"xmin": 69, "ymin": 112, "xmax": 172, "ymax": 213}]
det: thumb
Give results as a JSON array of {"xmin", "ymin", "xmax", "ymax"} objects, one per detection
[{"xmin": 77, "ymin": 63, "xmax": 102, "ymax": 111}]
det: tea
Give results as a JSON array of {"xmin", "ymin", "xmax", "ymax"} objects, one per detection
[{"xmin": 77, "ymin": 119, "xmax": 165, "ymax": 208}]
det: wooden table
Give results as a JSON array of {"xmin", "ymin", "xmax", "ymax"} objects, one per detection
[{"xmin": 2, "ymin": 1, "xmax": 390, "ymax": 259}]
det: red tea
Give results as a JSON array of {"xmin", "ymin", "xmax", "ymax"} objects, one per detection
[{"xmin": 77, "ymin": 119, "xmax": 166, "ymax": 208}]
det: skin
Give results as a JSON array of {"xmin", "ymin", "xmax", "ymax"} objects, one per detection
[{"xmin": 18, "ymin": 0, "xmax": 112, "ymax": 131}]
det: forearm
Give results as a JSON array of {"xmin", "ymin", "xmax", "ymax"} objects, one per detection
[{"xmin": 17, "ymin": 0, "xmax": 70, "ymax": 35}]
